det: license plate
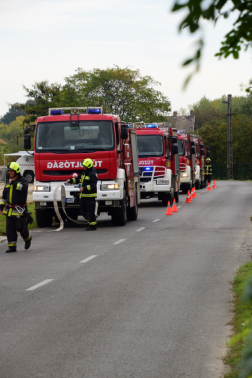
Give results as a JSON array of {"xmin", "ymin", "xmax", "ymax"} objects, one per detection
[
  {"xmin": 66, "ymin": 198, "xmax": 74, "ymax": 203},
  {"xmin": 140, "ymin": 188, "xmax": 146, "ymax": 192}
]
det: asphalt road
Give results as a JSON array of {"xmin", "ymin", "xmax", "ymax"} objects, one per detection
[{"xmin": 0, "ymin": 181, "xmax": 252, "ymax": 378}]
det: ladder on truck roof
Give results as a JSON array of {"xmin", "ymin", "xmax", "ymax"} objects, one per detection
[{"xmin": 48, "ymin": 107, "xmax": 104, "ymax": 115}]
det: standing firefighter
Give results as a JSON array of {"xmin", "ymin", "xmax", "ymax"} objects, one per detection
[
  {"xmin": 0, "ymin": 162, "xmax": 32, "ymax": 253},
  {"xmin": 205, "ymin": 158, "xmax": 212, "ymax": 184},
  {"xmin": 67, "ymin": 158, "xmax": 97, "ymax": 230}
]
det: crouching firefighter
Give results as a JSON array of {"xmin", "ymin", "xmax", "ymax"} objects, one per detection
[
  {"xmin": 66, "ymin": 158, "xmax": 97, "ymax": 231},
  {"xmin": 0, "ymin": 162, "xmax": 32, "ymax": 253}
]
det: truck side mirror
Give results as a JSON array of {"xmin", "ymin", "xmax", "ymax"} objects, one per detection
[
  {"xmin": 171, "ymin": 137, "xmax": 177, "ymax": 144},
  {"xmin": 206, "ymin": 146, "xmax": 210, "ymax": 151},
  {"xmin": 121, "ymin": 125, "xmax": 128, "ymax": 140},
  {"xmin": 207, "ymin": 150, "xmax": 210, "ymax": 157},
  {"xmin": 24, "ymin": 126, "xmax": 31, "ymax": 134},
  {"xmin": 24, "ymin": 134, "xmax": 31, "ymax": 150},
  {"xmin": 190, "ymin": 141, "xmax": 194, "ymax": 147},
  {"xmin": 200, "ymin": 148, "xmax": 204, "ymax": 156},
  {"xmin": 190, "ymin": 146, "xmax": 195, "ymax": 155},
  {"xmin": 172, "ymin": 145, "xmax": 178, "ymax": 155}
]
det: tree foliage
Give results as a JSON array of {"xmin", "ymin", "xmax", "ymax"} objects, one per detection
[
  {"xmin": 171, "ymin": 0, "xmax": 252, "ymax": 89},
  {"xmin": 18, "ymin": 67, "xmax": 171, "ymax": 124},
  {"xmin": 0, "ymin": 104, "xmax": 26, "ymax": 125},
  {"xmin": 191, "ymin": 94, "xmax": 252, "ymax": 164}
]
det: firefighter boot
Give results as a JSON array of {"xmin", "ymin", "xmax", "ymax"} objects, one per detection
[
  {"xmin": 25, "ymin": 236, "xmax": 32, "ymax": 250},
  {"xmin": 86, "ymin": 225, "xmax": 97, "ymax": 231},
  {"xmin": 6, "ymin": 247, "xmax": 17, "ymax": 253}
]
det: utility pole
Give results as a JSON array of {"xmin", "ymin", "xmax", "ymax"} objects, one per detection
[{"xmin": 222, "ymin": 94, "xmax": 233, "ymax": 179}]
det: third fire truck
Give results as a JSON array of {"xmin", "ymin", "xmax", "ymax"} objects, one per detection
[{"xmin": 178, "ymin": 130, "xmax": 196, "ymax": 193}]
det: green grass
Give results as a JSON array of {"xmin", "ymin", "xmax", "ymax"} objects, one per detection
[
  {"xmin": 0, "ymin": 203, "xmax": 37, "ymax": 236},
  {"xmin": 223, "ymin": 262, "xmax": 252, "ymax": 378}
]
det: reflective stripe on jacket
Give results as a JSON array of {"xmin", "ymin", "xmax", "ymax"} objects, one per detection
[{"xmin": 204, "ymin": 164, "xmax": 212, "ymax": 175}]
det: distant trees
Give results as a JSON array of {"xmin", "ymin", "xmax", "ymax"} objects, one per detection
[
  {"xmin": 189, "ymin": 94, "xmax": 252, "ymax": 165},
  {"xmin": 0, "ymin": 104, "xmax": 26, "ymax": 125}
]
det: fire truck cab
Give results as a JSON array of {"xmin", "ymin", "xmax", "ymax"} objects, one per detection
[
  {"xmin": 135, "ymin": 123, "xmax": 180, "ymax": 205},
  {"xmin": 24, "ymin": 107, "xmax": 140, "ymax": 227},
  {"xmin": 178, "ymin": 130, "xmax": 196, "ymax": 193}
]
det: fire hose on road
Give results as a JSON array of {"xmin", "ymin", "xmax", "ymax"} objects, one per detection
[{"xmin": 53, "ymin": 184, "xmax": 88, "ymax": 231}]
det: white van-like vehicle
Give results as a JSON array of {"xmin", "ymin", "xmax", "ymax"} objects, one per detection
[{"xmin": 4, "ymin": 151, "xmax": 34, "ymax": 183}]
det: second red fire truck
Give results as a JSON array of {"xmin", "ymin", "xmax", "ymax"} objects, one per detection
[{"xmin": 134, "ymin": 123, "xmax": 180, "ymax": 205}]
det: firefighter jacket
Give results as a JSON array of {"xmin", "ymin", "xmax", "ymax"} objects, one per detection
[
  {"xmin": 0, "ymin": 176, "xmax": 28, "ymax": 217},
  {"xmin": 204, "ymin": 163, "xmax": 212, "ymax": 176},
  {"xmin": 69, "ymin": 167, "xmax": 97, "ymax": 198}
]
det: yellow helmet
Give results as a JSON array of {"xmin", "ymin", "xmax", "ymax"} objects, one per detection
[
  {"xmin": 81, "ymin": 158, "xmax": 93, "ymax": 169},
  {"xmin": 7, "ymin": 162, "xmax": 21, "ymax": 174}
]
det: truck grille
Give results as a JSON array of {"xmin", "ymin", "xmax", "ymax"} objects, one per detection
[
  {"xmin": 43, "ymin": 169, "xmax": 107, "ymax": 176},
  {"xmin": 139, "ymin": 166, "xmax": 166, "ymax": 181},
  {"xmin": 179, "ymin": 163, "xmax": 186, "ymax": 172}
]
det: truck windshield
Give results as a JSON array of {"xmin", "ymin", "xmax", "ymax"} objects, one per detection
[
  {"xmin": 35, "ymin": 121, "xmax": 114, "ymax": 152},
  {"xmin": 137, "ymin": 135, "xmax": 164, "ymax": 157},
  {"xmin": 178, "ymin": 139, "xmax": 185, "ymax": 156}
]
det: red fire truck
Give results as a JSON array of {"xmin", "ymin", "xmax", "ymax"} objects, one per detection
[
  {"xmin": 24, "ymin": 107, "xmax": 140, "ymax": 227},
  {"xmin": 191, "ymin": 135, "xmax": 206, "ymax": 189},
  {"xmin": 135, "ymin": 123, "xmax": 180, "ymax": 205},
  {"xmin": 178, "ymin": 130, "xmax": 196, "ymax": 193}
]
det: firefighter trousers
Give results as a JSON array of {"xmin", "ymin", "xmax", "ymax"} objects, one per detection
[
  {"xmin": 205, "ymin": 175, "xmax": 212, "ymax": 184},
  {"xmin": 6, "ymin": 216, "xmax": 31, "ymax": 248},
  {"xmin": 80, "ymin": 198, "xmax": 97, "ymax": 227}
]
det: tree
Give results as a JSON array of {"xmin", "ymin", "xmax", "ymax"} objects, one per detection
[
  {"xmin": 171, "ymin": 0, "xmax": 252, "ymax": 89},
  {"xmin": 62, "ymin": 66, "xmax": 171, "ymax": 122},
  {"xmin": 19, "ymin": 81, "xmax": 62, "ymax": 125},
  {"xmin": 0, "ymin": 104, "xmax": 26, "ymax": 125}
]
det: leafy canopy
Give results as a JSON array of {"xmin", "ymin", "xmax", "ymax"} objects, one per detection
[
  {"xmin": 171, "ymin": 0, "xmax": 252, "ymax": 89},
  {"xmin": 18, "ymin": 67, "xmax": 171, "ymax": 124}
]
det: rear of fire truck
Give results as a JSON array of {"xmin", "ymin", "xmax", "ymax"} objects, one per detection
[
  {"xmin": 24, "ymin": 107, "xmax": 140, "ymax": 227},
  {"xmin": 178, "ymin": 130, "xmax": 196, "ymax": 193},
  {"xmin": 135, "ymin": 123, "xmax": 180, "ymax": 206}
]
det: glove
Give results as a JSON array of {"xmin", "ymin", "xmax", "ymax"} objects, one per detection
[{"xmin": 26, "ymin": 212, "xmax": 33, "ymax": 224}]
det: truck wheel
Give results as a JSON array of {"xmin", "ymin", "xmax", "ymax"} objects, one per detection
[
  {"xmin": 162, "ymin": 193, "xmax": 172, "ymax": 206},
  {"xmin": 36, "ymin": 209, "xmax": 53, "ymax": 228},
  {"xmin": 127, "ymin": 187, "xmax": 138, "ymax": 221},
  {"xmin": 24, "ymin": 170, "xmax": 34, "ymax": 183},
  {"xmin": 111, "ymin": 190, "xmax": 127, "ymax": 226},
  {"xmin": 195, "ymin": 180, "xmax": 200, "ymax": 190},
  {"xmin": 174, "ymin": 190, "xmax": 179, "ymax": 203}
]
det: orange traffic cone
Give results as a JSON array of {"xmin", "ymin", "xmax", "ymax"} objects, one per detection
[
  {"xmin": 171, "ymin": 198, "xmax": 178, "ymax": 213},
  {"xmin": 194, "ymin": 187, "xmax": 198, "ymax": 196},
  {"xmin": 185, "ymin": 190, "xmax": 191, "ymax": 203},
  {"xmin": 206, "ymin": 182, "xmax": 211, "ymax": 191},
  {"xmin": 165, "ymin": 201, "xmax": 173, "ymax": 215},
  {"xmin": 212, "ymin": 181, "xmax": 216, "ymax": 189}
]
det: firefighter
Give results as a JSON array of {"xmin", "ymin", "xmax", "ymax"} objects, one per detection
[
  {"xmin": 66, "ymin": 158, "xmax": 97, "ymax": 230},
  {"xmin": 205, "ymin": 157, "xmax": 212, "ymax": 184},
  {"xmin": 0, "ymin": 162, "xmax": 32, "ymax": 253}
]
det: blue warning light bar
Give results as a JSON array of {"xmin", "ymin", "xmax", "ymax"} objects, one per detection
[
  {"xmin": 88, "ymin": 109, "xmax": 101, "ymax": 114},
  {"xmin": 145, "ymin": 167, "xmax": 152, "ymax": 171},
  {"xmin": 147, "ymin": 124, "xmax": 157, "ymax": 128},
  {"xmin": 50, "ymin": 110, "xmax": 64, "ymax": 115}
]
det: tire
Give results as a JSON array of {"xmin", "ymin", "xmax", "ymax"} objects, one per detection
[
  {"xmin": 195, "ymin": 180, "xmax": 200, "ymax": 190},
  {"xmin": 24, "ymin": 170, "xmax": 34, "ymax": 183},
  {"xmin": 127, "ymin": 187, "xmax": 138, "ymax": 221},
  {"xmin": 174, "ymin": 190, "xmax": 179, "ymax": 203},
  {"xmin": 36, "ymin": 209, "xmax": 53, "ymax": 228},
  {"xmin": 111, "ymin": 190, "xmax": 127, "ymax": 226},
  {"xmin": 162, "ymin": 193, "xmax": 172, "ymax": 206}
]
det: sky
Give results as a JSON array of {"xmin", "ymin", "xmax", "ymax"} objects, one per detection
[{"xmin": 0, "ymin": 0, "xmax": 251, "ymax": 118}]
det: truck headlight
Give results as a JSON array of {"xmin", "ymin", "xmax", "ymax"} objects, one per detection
[
  {"xmin": 101, "ymin": 183, "xmax": 119, "ymax": 190},
  {"xmin": 181, "ymin": 173, "xmax": 189, "ymax": 178},
  {"xmin": 34, "ymin": 185, "xmax": 51, "ymax": 192}
]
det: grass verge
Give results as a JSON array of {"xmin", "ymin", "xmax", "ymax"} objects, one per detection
[
  {"xmin": 0, "ymin": 203, "xmax": 37, "ymax": 236},
  {"xmin": 223, "ymin": 262, "xmax": 252, "ymax": 378}
]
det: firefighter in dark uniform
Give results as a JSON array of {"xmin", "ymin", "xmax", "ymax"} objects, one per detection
[
  {"xmin": 0, "ymin": 162, "xmax": 32, "ymax": 253},
  {"xmin": 204, "ymin": 158, "xmax": 212, "ymax": 184},
  {"xmin": 67, "ymin": 158, "xmax": 97, "ymax": 230}
]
